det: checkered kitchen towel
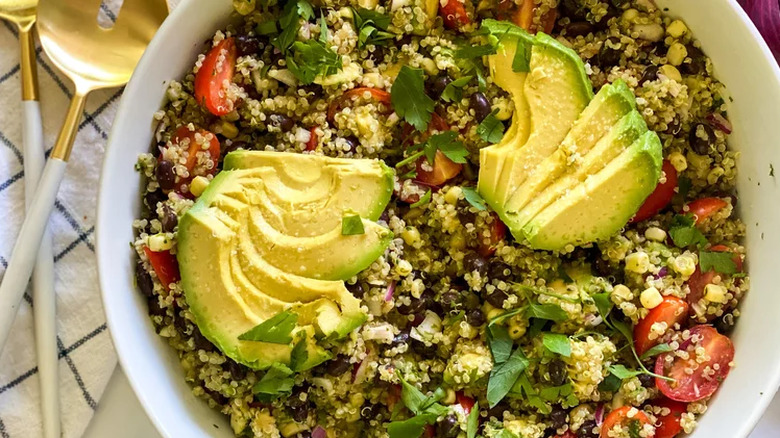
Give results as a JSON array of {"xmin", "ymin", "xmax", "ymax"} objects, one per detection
[{"xmin": 0, "ymin": 0, "xmax": 176, "ymax": 436}]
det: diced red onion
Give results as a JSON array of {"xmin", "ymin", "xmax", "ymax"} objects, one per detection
[
  {"xmin": 739, "ymin": 0, "xmax": 780, "ymax": 60},
  {"xmin": 312, "ymin": 426, "xmax": 327, "ymax": 438},
  {"xmin": 384, "ymin": 281, "xmax": 396, "ymax": 302},
  {"xmin": 706, "ymin": 113, "xmax": 733, "ymax": 134},
  {"xmin": 655, "ymin": 267, "xmax": 669, "ymax": 279},
  {"xmin": 595, "ymin": 403, "xmax": 605, "ymax": 426}
]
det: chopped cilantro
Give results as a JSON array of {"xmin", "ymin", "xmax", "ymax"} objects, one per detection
[
  {"xmin": 487, "ymin": 347, "xmax": 529, "ymax": 407},
  {"xmin": 410, "ymin": 189, "xmax": 432, "ymax": 209},
  {"xmin": 286, "ymin": 40, "xmax": 342, "ymax": 84},
  {"xmin": 274, "ymin": 0, "xmax": 314, "ymax": 52},
  {"xmin": 387, "ymin": 413, "xmax": 437, "ymax": 438},
  {"xmin": 477, "ymin": 110, "xmax": 506, "ymax": 143},
  {"xmin": 289, "ymin": 335, "xmax": 308, "ymax": 370},
  {"xmin": 538, "ymin": 383, "xmax": 573, "ymax": 402},
  {"xmin": 391, "ymin": 66, "xmax": 435, "ymax": 131},
  {"xmin": 455, "ymin": 43, "xmax": 498, "ymax": 59},
  {"xmin": 668, "ymin": 214, "xmax": 707, "ymax": 248},
  {"xmin": 542, "ymin": 333, "xmax": 571, "ymax": 357},
  {"xmin": 341, "ymin": 214, "xmax": 366, "ymax": 235},
  {"xmin": 598, "ymin": 373, "xmax": 622, "ymax": 392},
  {"xmin": 677, "ymin": 176, "xmax": 692, "ymax": 199},
  {"xmin": 462, "ymin": 186, "xmax": 487, "ymax": 211},
  {"xmin": 352, "ymin": 7, "xmax": 393, "ymax": 47},
  {"xmin": 628, "ymin": 419, "xmax": 642, "ymax": 438},
  {"xmin": 256, "ymin": 21, "xmax": 278, "ymax": 36},
  {"xmin": 467, "ymin": 401, "xmax": 479, "ymax": 438},
  {"xmin": 592, "ymin": 292, "xmax": 614, "ymax": 321},
  {"xmin": 252, "ymin": 362, "xmax": 295, "ymax": 397},
  {"xmin": 512, "ymin": 39, "xmax": 531, "ymax": 72},
  {"xmin": 526, "ymin": 303, "xmax": 568, "ymax": 322},
  {"xmin": 441, "ymin": 76, "xmax": 473, "ymax": 103},
  {"xmin": 495, "ymin": 429, "xmax": 519, "ymax": 438},
  {"xmin": 319, "ymin": 13, "xmax": 329, "ymax": 43},
  {"xmin": 699, "ymin": 250, "xmax": 738, "ymax": 274},
  {"xmin": 608, "ymin": 364, "xmax": 642, "ymax": 380},
  {"xmin": 430, "ymin": 131, "xmax": 469, "ymax": 163},
  {"xmin": 640, "ymin": 342, "xmax": 673, "ymax": 360},
  {"xmin": 487, "ymin": 324, "xmax": 513, "ymax": 364},
  {"xmin": 238, "ymin": 310, "xmax": 298, "ymax": 344}
]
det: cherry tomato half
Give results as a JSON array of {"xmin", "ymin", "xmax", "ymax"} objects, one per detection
[
  {"xmin": 685, "ymin": 245, "xmax": 743, "ymax": 317},
  {"xmin": 440, "ymin": 0, "xmax": 470, "ymax": 30},
  {"xmin": 165, "ymin": 126, "xmax": 221, "ymax": 197},
  {"xmin": 652, "ymin": 398, "xmax": 688, "ymax": 438},
  {"xmin": 478, "ymin": 213, "xmax": 507, "ymax": 257},
  {"xmin": 634, "ymin": 296, "xmax": 690, "ymax": 356},
  {"xmin": 456, "ymin": 392, "xmax": 475, "ymax": 414},
  {"xmin": 143, "ymin": 246, "xmax": 180, "ymax": 290},
  {"xmin": 687, "ymin": 197, "xmax": 728, "ymax": 225},
  {"xmin": 194, "ymin": 37, "xmax": 237, "ymax": 116},
  {"xmin": 326, "ymin": 87, "xmax": 392, "ymax": 124},
  {"xmin": 497, "ymin": 0, "xmax": 557, "ymax": 33},
  {"xmin": 553, "ymin": 432, "xmax": 576, "ymax": 438},
  {"xmin": 654, "ymin": 325, "xmax": 734, "ymax": 402},
  {"xmin": 600, "ymin": 406, "xmax": 653, "ymax": 438},
  {"xmin": 632, "ymin": 160, "xmax": 678, "ymax": 223},
  {"xmin": 412, "ymin": 113, "xmax": 463, "ymax": 186},
  {"xmin": 306, "ymin": 127, "xmax": 319, "ymax": 151}
]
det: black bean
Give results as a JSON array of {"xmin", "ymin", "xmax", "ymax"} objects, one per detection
[
  {"xmin": 221, "ymin": 140, "xmax": 248, "ymax": 159},
  {"xmin": 412, "ymin": 339, "xmax": 438, "ymax": 358},
  {"xmin": 392, "ymin": 331, "xmax": 410, "ymax": 347},
  {"xmin": 235, "ymin": 35, "xmax": 261, "ymax": 56},
  {"xmin": 597, "ymin": 37, "xmax": 622, "ymax": 67},
  {"xmin": 441, "ymin": 291, "xmax": 462, "ymax": 309},
  {"xmin": 269, "ymin": 113, "xmax": 295, "ymax": 132},
  {"xmin": 550, "ymin": 406, "xmax": 568, "ymax": 429},
  {"xmin": 326, "ymin": 355, "xmax": 352, "ymax": 376},
  {"xmin": 578, "ymin": 419, "xmax": 599, "ymax": 438},
  {"xmin": 368, "ymin": 46, "xmax": 386, "ymax": 65},
  {"xmin": 689, "ymin": 122, "xmax": 715, "ymax": 155},
  {"xmin": 487, "ymin": 402, "xmax": 508, "ymax": 420},
  {"xmin": 192, "ymin": 329, "xmax": 214, "ymax": 351},
  {"xmin": 486, "ymin": 290, "xmax": 508, "ymax": 309},
  {"xmin": 560, "ymin": 0, "xmax": 587, "ymax": 19},
  {"xmin": 548, "ymin": 359, "xmax": 568, "ymax": 386},
  {"xmin": 205, "ymin": 388, "xmax": 228, "ymax": 405},
  {"xmin": 398, "ymin": 292, "xmax": 432, "ymax": 315},
  {"xmin": 488, "ymin": 261, "xmax": 511, "ymax": 281},
  {"xmin": 565, "ymin": 21, "xmax": 594, "ymax": 37},
  {"xmin": 225, "ymin": 359, "xmax": 247, "ymax": 381},
  {"xmin": 438, "ymin": 414, "xmax": 460, "ymax": 438},
  {"xmin": 469, "ymin": 92, "xmax": 492, "ymax": 123},
  {"xmin": 144, "ymin": 189, "xmax": 167, "ymax": 211},
  {"xmin": 463, "ymin": 252, "xmax": 488, "ymax": 276},
  {"xmin": 343, "ymin": 136, "xmax": 359, "ymax": 153},
  {"xmin": 156, "ymin": 159, "xmax": 177, "ymax": 191},
  {"xmin": 681, "ymin": 45, "xmax": 707, "ymax": 75},
  {"xmin": 714, "ymin": 314, "xmax": 736, "ymax": 335},
  {"xmin": 429, "ymin": 75, "xmax": 452, "ymax": 99},
  {"xmin": 639, "ymin": 65, "xmax": 659, "ymax": 86},
  {"xmin": 148, "ymin": 296, "xmax": 166, "ymax": 316},
  {"xmin": 136, "ymin": 262, "xmax": 154, "ymax": 298},
  {"xmin": 160, "ymin": 205, "xmax": 178, "ymax": 232},
  {"xmin": 289, "ymin": 399, "xmax": 309, "ymax": 422},
  {"xmin": 466, "ymin": 308, "xmax": 486, "ymax": 326},
  {"xmin": 593, "ymin": 255, "xmax": 613, "ymax": 278},
  {"xmin": 295, "ymin": 432, "xmax": 312, "ymax": 438},
  {"xmin": 637, "ymin": 373, "xmax": 654, "ymax": 387},
  {"xmin": 347, "ymin": 282, "xmax": 365, "ymax": 299},
  {"xmin": 458, "ymin": 210, "xmax": 477, "ymax": 226}
]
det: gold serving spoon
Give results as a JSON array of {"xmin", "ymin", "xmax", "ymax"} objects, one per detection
[{"xmin": 0, "ymin": 0, "xmax": 168, "ymax": 379}]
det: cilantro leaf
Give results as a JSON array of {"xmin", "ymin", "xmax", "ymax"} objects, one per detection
[
  {"xmin": 441, "ymin": 76, "xmax": 473, "ymax": 103},
  {"xmin": 257, "ymin": 21, "xmax": 278, "ymax": 36},
  {"xmin": 467, "ymin": 401, "xmax": 479, "ymax": 438},
  {"xmin": 598, "ymin": 373, "xmax": 622, "ymax": 392},
  {"xmin": 487, "ymin": 347, "xmax": 529, "ymax": 407},
  {"xmin": 410, "ymin": 189, "xmax": 432, "ymax": 208},
  {"xmin": 495, "ymin": 429, "xmax": 519, "ymax": 438},
  {"xmin": 238, "ymin": 310, "xmax": 298, "ymax": 344},
  {"xmin": 398, "ymin": 372, "xmax": 449, "ymax": 416},
  {"xmin": 592, "ymin": 292, "xmax": 613, "ymax": 321},
  {"xmin": 252, "ymin": 362, "xmax": 295, "ymax": 396},
  {"xmin": 429, "ymin": 131, "xmax": 468, "ymax": 163},
  {"xmin": 477, "ymin": 111, "xmax": 506, "ymax": 143},
  {"xmin": 289, "ymin": 335, "xmax": 308, "ymax": 371},
  {"xmin": 274, "ymin": 0, "xmax": 314, "ymax": 52},
  {"xmin": 488, "ymin": 324, "xmax": 513, "ymax": 364},
  {"xmin": 352, "ymin": 7, "xmax": 391, "ymax": 30},
  {"xmin": 539, "ymin": 383, "xmax": 573, "ymax": 402},
  {"xmin": 319, "ymin": 13, "xmax": 329, "ymax": 44},
  {"xmin": 455, "ymin": 43, "xmax": 498, "ymax": 59},
  {"xmin": 640, "ymin": 342, "xmax": 673, "ymax": 360},
  {"xmin": 387, "ymin": 413, "xmax": 438, "ymax": 438},
  {"xmin": 699, "ymin": 250, "xmax": 737, "ymax": 274},
  {"xmin": 608, "ymin": 364, "xmax": 642, "ymax": 380},
  {"xmin": 542, "ymin": 333, "xmax": 571, "ymax": 357},
  {"xmin": 462, "ymin": 186, "xmax": 487, "ymax": 211},
  {"xmin": 526, "ymin": 303, "xmax": 567, "ymax": 322},
  {"xmin": 286, "ymin": 40, "xmax": 342, "ymax": 85},
  {"xmin": 677, "ymin": 176, "xmax": 692, "ymax": 200},
  {"xmin": 342, "ymin": 214, "xmax": 366, "ymax": 235},
  {"xmin": 391, "ymin": 66, "xmax": 435, "ymax": 131},
  {"xmin": 512, "ymin": 39, "xmax": 531, "ymax": 72},
  {"xmin": 668, "ymin": 214, "xmax": 707, "ymax": 248}
]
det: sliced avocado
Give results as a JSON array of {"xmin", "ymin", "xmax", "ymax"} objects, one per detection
[
  {"xmin": 481, "ymin": 31, "xmax": 593, "ymax": 212},
  {"xmin": 502, "ymin": 80, "xmax": 639, "ymax": 231},
  {"xmin": 523, "ymin": 130, "xmax": 662, "ymax": 250},
  {"xmin": 508, "ymin": 109, "xmax": 648, "ymax": 234}
]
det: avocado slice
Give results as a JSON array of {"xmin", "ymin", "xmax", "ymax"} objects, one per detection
[
  {"xmin": 178, "ymin": 153, "xmax": 395, "ymax": 369},
  {"xmin": 502, "ymin": 80, "xmax": 639, "ymax": 231},
  {"xmin": 523, "ymin": 130, "xmax": 663, "ymax": 250},
  {"xmin": 508, "ymin": 109, "xmax": 648, "ymax": 233},
  {"xmin": 480, "ymin": 31, "xmax": 593, "ymax": 213}
]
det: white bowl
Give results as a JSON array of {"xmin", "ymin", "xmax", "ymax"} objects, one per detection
[{"xmin": 97, "ymin": 0, "xmax": 780, "ymax": 436}]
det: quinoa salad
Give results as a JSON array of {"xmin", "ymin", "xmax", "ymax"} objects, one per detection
[{"xmin": 132, "ymin": 0, "xmax": 748, "ymax": 437}]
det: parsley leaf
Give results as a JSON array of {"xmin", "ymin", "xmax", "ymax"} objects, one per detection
[
  {"xmin": 391, "ymin": 66, "xmax": 435, "ymax": 131},
  {"xmin": 238, "ymin": 310, "xmax": 298, "ymax": 344},
  {"xmin": 542, "ymin": 333, "xmax": 571, "ymax": 357},
  {"xmin": 598, "ymin": 373, "xmax": 622, "ymax": 393},
  {"xmin": 342, "ymin": 214, "xmax": 366, "ymax": 235},
  {"xmin": 398, "ymin": 372, "xmax": 448, "ymax": 416},
  {"xmin": 441, "ymin": 76, "xmax": 473, "ymax": 103},
  {"xmin": 526, "ymin": 303, "xmax": 567, "ymax": 322},
  {"xmin": 699, "ymin": 250, "xmax": 737, "ymax": 274},
  {"xmin": 252, "ymin": 362, "xmax": 295, "ymax": 396},
  {"xmin": 608, "ymin": 364, "xmax": 642, "ymax": 380},
  {"xmin": 462, "ymin": 186, "xmax": 487, "ymax": 211},
  {"xmin": 274, "ymin": 0, "xmax": 314, "ymax": 52},
  {"xmin": 387, "ymin": 413, "xmax": 438, "ymax": 438},
  {"xmin": 286, "ymin": 40, "xmax": 342, "ymax": 85},
  {"xmin": 668, "ymin": 214, "xmax": 707, "ymax": 248},
  {"xmin": 477, "ymin": 110, "xmax": 506, "ymax": 143},
  {"xmin": 430, "ymin": 131, "xmax": 468, "ymax": 163},
  {"xmin": 512, "ymin": 39, "xmax": 531, "ymax": 72},
  {"xmin": 352, "ymin": 7, "xmax": 394, "ymax": 47},
  {"xmin": 467, "ymin": 401, "xmax": 479, "ymax": 438},
  {"xmin": 640, "ymin": 343, "xmax": 673, "ymax": 360},
  {"xmin": 487, "ymin": 347, "xmax": 529, "ymax": 407},
  {"xmin": 488, "ymin": 324, "xmax": 513, "ymax": 364},
  {"xmin": 410, "ymin": 189, "xmax": 432, "ymax": 209}
]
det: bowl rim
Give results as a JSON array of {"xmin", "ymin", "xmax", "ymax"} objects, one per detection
[{"xmin": 96, "ymin": 0, "xmax": 780, "ymax": 436}]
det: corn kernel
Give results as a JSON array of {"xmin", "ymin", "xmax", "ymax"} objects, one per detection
[
  {"xmin": 232, "ymin": 0, "xmax": 256, "ymax": 15},
  {"xmin": 622, "ymin": 8, "xmax": 639, "ymax": 22},
  {"xmin": 189, "ymin": 175, "xmax": 210, "ymax": 197},
  {"xmin": 401, "ymin": 226, "xmax": 421, "ymax": 245},
  {"xmin": 612, "ymin": 284, "xmax": 634, "ymax": 301},
  {"xmin": 667, "ymin": 43, "xmax": 688, "ymax": 66},
  {"xmin": 625, "ymin": 252, "xmax": 650, "ymax": 274},
  {"xmin": 659, "ymin": 64, "xmax": 682, "ymax": 82},
  {"xmin": 443, "ymin": 388, "xmax": 457, "ymax": 405},
  {"xmin": 493, "ymin": 99, "xmax": 514, "ymax": 121},
  {"xmin": 673, "ymin": 254, "xmax": 697, "ymax": 277},
  {"xmin": 449, "ymin": 232, "xmax": 466, "ymax": 251},
  {"xmin": 645, "ymin": 227, "xmax": 667, "ymax": 242},
  {"xmin": 279, "ymin": 422, "xmax": 307, "ymax": 438},
  {"xmin": 220, "ymin": 120, "xmax": 239, "ymax": 139},
  {"xmin": 704, "ymin": 284, "xmax": 729, "ymax": 304},
  {"xmin": 508, "ymin": 320, "xmax": 526, "ymax": 339},
  {"xmin": 668, "ymin": 151, "xmax": 688, "ymax": 172},
  {"xmin": 421, "ymin": 58, "xmax": 439, "ymax": 76},
  {"xmin": 444, "ymin": 186, "xmax": 462, "ymax": 205},
  {"xmin": 666, "ymin": 19, "xmax": 688, "ymax": 39},
  {"xmin": 640, "ymin": 287, "xmax": 664, "ymax": 309},
  {"xmin": 147, "ymin": 233, "xmax": 174, "ymax": 252}
]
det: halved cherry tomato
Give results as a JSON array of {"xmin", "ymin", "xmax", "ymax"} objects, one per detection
[
  {"xmin": 654, "ymin": 325, "xmax": 734, "ymax": 402},
  {"xmin": 634, "ymin": 296, "xmax": 690, "ymax": 356},
  {"xmin": 194, "ymin": 37, "xmax": 237, "ymax": 116},
  {"xmin": 687, "ymin": 197, "xmax": 728, "ymax": 225},
  {"xmin": 306, "ymin": 127, "xmax": 318, "ymax": 151},
  {"xmin": 456, "ymin": 392, "xmax": 475, "ymax": 414},
  {"xmin": 497, "ymin": 0, "xmax": 557, "ymax": 33},
  {"xmin": 632, "ymin": 160, "xmax": 678, "ymax": 223},
  {"xmin": 166, "ymin": 126, "xmax": 221, "ymax": 197},
  {"xmin": 652, "ymin": 398, "xmax": 687, "ymax": 438},
  {"xmin": 415, "ymin": 151, "xmax": 463, "ymax": 186},
  {"xmin": 478, "ymin": 213, "xmax": 507, "ymax": 257},
  {"xmin": 143, "ymin": 246, "xmax": 180, "ymax": 289},
  {"xmin": 327, "ymin": 87, "xmax": 392, "ymax": 124},
  {"xmin": 553, "ymin": 433, "xmax": 576, "ymax": 438},
  {"xmin": 685, "ymin": 245, "xmax": 743, "ymax": 316},
  {"xmin": 600, "ymin": 406, "xmax": 653, "ymax": 438},
  {"xmin": 424, "ymin": 424, "xmax": 436, "ymax": 437},
  {"xmin": 440, "ymin": 0, "xmax": 470, "ymax": 30}
]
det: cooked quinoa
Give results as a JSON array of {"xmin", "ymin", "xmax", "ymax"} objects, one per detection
[{"xmin": 133, "ymin": 0, "xmax": 748, "ymax": 437}]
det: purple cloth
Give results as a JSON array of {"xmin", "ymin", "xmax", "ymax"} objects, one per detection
[{"xmin": 739, "ymin": 0, "xmax": 780, "ymax": 60}]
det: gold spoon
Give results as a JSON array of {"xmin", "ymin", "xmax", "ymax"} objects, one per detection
[
  {"xmin": 0, "ymin": 2, "xmax": 60, "ymax": 437},
  {"xmin": 0, "ymin": 0, "xmax": 168, "ymax": 377}
]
